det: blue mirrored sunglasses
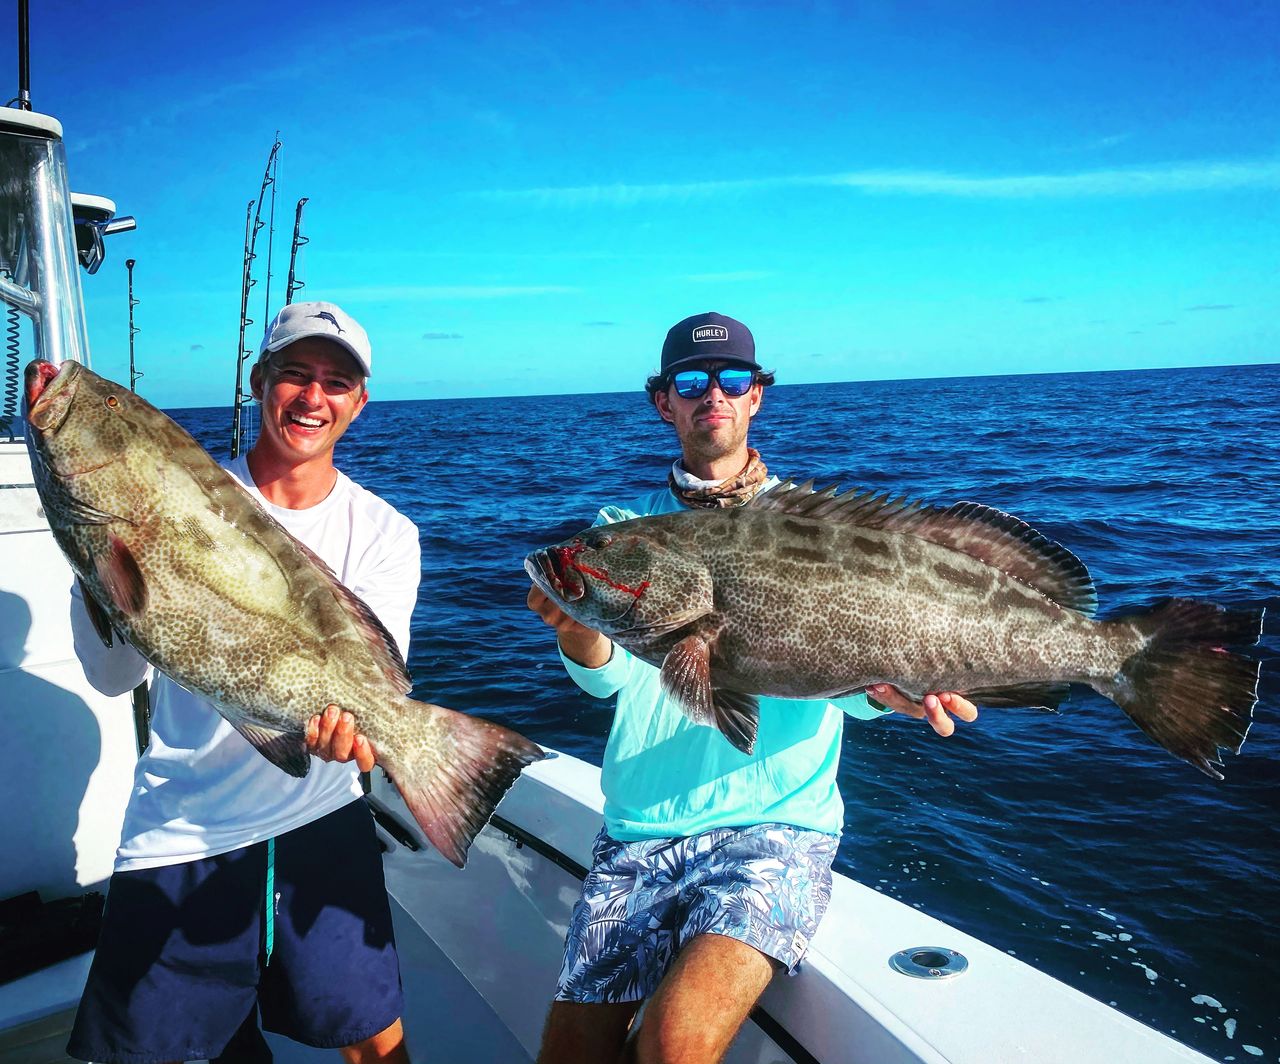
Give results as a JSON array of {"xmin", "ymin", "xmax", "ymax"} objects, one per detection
[{"xmin": 670, "ymin": 366, "xmax": 756, "ymax": 399}]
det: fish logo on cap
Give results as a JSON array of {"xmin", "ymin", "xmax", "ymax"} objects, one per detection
[
  {"xmin": 692, "ymin": 325, "xmax": 729, "ymax": 342},
  {"xmin": 309, "ymin": 311, "xmax": 346, "ymax": 334}
]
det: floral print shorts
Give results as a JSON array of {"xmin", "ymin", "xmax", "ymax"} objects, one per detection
[{"xmin": 553, "ymin": 823, "xmax": 839, "ymax": 1003}]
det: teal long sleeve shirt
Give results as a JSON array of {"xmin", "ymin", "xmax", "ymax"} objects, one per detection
[{"xmin": 558, "ymin": 484, "xmax": 892, "ymax": 841}]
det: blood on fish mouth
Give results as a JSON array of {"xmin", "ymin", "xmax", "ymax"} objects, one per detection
[{"xmin": 553, "ymin": 542, "xmax": 650, "ymax": 601}]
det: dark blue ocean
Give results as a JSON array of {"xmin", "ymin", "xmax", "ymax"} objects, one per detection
[{"xmin": 171, "ymin": 363, "xmax": 1279, "ymax": 1064}]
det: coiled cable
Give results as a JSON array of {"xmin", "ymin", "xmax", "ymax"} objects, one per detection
[{"xmin": 0, "ymin": 272, "xmax": 19, "ymax": 441}]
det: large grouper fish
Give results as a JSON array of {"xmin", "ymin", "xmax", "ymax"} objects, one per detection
[
  {"xmin": 26, "ymin": 358, "xmax": 545, "ymax": 866},
  {"xmin": 526, "ymin": 480, "xmax": 1263, "ymax": 778}
]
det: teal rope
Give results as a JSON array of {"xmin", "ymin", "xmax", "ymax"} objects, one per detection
[{"xmin": 264, "ymin": 837, "xmax": 276, "ymax": 967}]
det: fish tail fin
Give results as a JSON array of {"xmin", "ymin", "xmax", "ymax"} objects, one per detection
[
  {"xmin": 1100, "ymin": 599, "xmax": 1263, "ymax": 779},
  {"xmin": 381, "ymin": 701, "xmax": 546, "ymax": 868}
]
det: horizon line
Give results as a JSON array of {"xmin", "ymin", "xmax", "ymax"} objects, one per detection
[{"xmin": 154, "ymin": 358, "xmax": 1279, "ymax": 411}]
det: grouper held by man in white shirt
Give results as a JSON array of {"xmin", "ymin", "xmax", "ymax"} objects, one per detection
[{"xmin": 26, "ymin": 357, "xmax": 544, "ymax": 867}]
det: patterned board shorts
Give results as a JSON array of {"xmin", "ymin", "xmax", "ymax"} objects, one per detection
[{"xmin": 554, "ymin": 823, "xmax": 839, "ymax": 1004}]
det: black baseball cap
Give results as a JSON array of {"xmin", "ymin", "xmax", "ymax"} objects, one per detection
[{"xmin": 659, "ymin": 312, "xmax": 760, "ymax": 375}]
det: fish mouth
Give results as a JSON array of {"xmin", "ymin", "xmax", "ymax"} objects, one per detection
[
  {"xmin": 524, "ymin": 546, "xmax": 586, "ymax": 603},
  {"xmin": 25, "ymin": 359, "xmax": 79, "ymax": 435}
]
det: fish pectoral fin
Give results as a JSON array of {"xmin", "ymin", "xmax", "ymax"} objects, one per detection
[
  {"xmin": 77, "ymin": 577, "xmax": 114, "ymax": 647},
  {"xmin": 94, "ymin": 536, "xmax": 148, "ymax": 617},
  {"xmin": 659, "ymin": 635, "xmax": 716, "ymax": 726},
  {"xmin": 658, "ymin": 636, "xmax": 760, "ymax": 754},
  {"xmin": 964, "ymin": 681, "xmax": 1071, "ymax": 711},
  {"xmin": 710, "ymin": 689, "xmax": 760, "ymax": 754},
  {"xmin": 230, "ymin": 719, "xmax": 311, "ymax": 778}
]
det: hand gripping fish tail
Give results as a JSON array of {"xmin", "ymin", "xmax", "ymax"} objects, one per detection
[
  {"xmin": 1097, "ymin": 599, "xmax": 1264, "ymax": 781},
  {"xmin": 379, "ymin": 703, "xmax": 547, "ymax": 868}
]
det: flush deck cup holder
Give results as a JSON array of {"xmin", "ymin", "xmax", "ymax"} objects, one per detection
[{"xmin": 889, "ymin": 946, "xmax": 969, "ymax": 980}]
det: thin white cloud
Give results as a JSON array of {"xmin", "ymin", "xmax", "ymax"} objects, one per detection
[
  {"xmin": 476, "ymin": 160, "xmax": 1280, "ymax": 206},
  {"xmin": 71, "ymin": 24, "xmax": 440, "ymax": 155},
  {"xmin": 325, "ymin": 285, "xmax": 579, "ymax": 301},
  {"xmin": 1055, "ymin": 133, "xmax": 1134, "ymax": 155},
  {"xmin": 1094, "ymin": 134, "xmax": 1132, "ymax": 149},
  {"xmin": 685, "ymin": 270, "xmax": 774, "ymax": 283}
]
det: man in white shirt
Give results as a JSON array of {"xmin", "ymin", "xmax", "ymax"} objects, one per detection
[{"xmin": 68, "ymin": 302, "xmax": 420, "ymax": 1064}]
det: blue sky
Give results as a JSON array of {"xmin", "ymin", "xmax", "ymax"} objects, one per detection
[{"xmin": 12, "ymin": 0, "xmax": 1279, "ymax": 407}]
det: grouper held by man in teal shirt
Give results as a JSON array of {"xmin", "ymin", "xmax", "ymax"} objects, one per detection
[{"xmin": 528, "ymin": 475, "xmax": 1260, "ymax": 781}]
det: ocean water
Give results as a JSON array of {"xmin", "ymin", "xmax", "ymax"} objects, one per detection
[{"xmin": 171, "ymin": 362, "xmax": 1280, "ymax": 1063}]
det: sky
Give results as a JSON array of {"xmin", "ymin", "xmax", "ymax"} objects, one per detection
[{"xmin": 7, "ymin": 0, "xmax": 1278, "ymax": 407}]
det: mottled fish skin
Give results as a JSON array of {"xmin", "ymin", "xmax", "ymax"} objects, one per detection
[
  {"xmin": 27, "ymin": 359, "xmax": 543, "ymax": 866},
  {"xmin": 526, "ymin": 481, "xmax": 1262, "ymax": 779},
  {"xmin": 655, "ymin": 508, "xmax": 1133, "ymax": 700}
]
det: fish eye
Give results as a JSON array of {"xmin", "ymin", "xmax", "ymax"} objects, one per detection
[{"xmin": 105, "ymin": 395, "xmax": 120, "ymax": 409}]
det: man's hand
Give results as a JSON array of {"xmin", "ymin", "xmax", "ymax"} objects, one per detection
[
  {"xmin": 306, "ymin": 705, "xmax": 376, "ymax": 772},
  {"xmin": 527, "ymin": 585, "xmax": 612, "ymax": 669},
  {"xmin": 869, "ymin": 685, "xmax": 978, "ymax": 737}
]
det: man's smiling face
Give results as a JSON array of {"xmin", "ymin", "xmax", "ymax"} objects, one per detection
[{"xmin": 251, "ymin": 337, "xmax": 368, "ymax": 465}]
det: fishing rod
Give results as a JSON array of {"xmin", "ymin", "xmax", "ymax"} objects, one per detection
[
  {"xmin": 229, "ymin": 136, "xmax": 281, "ymax": 458},
  {"xmin": 230, "ymin": 200, "xmax": 255, "ymax": 458},
  {"xmin": 262, "ymin": 131, "xmax": 280, "ymax": 324},
  {"xmin": 123, "ymin": 256, "xmax": 151, "ymax": 750},
  {"xmin": 285, "ymin": 197, "xmax": 309, "ymax": 305},
  {"xmin": 15, "ymin": 0, "xmax": 30, "ymax": 110},
  {"xmin": 126, "ymin": 258, "xmax": 142, "ymax": 392}
]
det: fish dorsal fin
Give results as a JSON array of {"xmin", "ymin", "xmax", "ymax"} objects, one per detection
[
  {"xmin": 289, "ymin": 536, "xmax": 414, "ymax": 695},
  {"xmin": 750, "ymin": 481, "xmax": 1097, "ymax": 616}
]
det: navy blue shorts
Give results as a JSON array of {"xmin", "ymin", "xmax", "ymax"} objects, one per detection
[{"xmin": 68, "ymin": 799, "xmax": 404, "ymax": 1064}]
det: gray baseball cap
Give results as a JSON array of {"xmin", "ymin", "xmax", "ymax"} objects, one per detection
[{"xmin": 258, "ymin": 300, "xmax": 372, "ymax": 377}]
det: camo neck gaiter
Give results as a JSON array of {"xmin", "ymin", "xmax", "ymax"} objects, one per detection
[{"xmin": 669, "ymin": 448, "xmax": 769, "ymax": 509}]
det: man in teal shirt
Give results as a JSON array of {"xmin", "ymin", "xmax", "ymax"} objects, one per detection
[{"xmin": 528, "ymin": 312, "xmax": 977, "ymax": 1064}]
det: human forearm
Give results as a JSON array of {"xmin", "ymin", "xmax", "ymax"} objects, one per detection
[
  {"xmin": 557, "ymin": 626, "xmax": 612, "ymax": 669},
  {"xmin": 833, "ymin": 691, "xmax": 893, "ymax": 720}
]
